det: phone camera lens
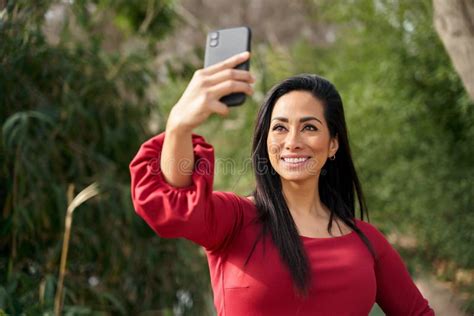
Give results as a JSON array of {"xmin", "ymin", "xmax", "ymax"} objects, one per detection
[
  {"xmin": 210, "ymin": 32, "xmax": 219, "ymax": 40},
  {"xmin": 210, "ymin": 39, "xmax": 218, "ymax": 47}
]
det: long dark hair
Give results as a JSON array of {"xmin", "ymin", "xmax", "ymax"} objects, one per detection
[{"xmin": 248, "ymin": 74, "xmax": 377, "ymax": 296}]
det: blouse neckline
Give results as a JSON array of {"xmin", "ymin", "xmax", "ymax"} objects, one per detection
[
  {"xmin": 299, "ymin": 230, "xmax": 356, "ymax": 241},
  {"xmin": 242, "ymin": 194, "xmax": 358, "ymax": 242}
]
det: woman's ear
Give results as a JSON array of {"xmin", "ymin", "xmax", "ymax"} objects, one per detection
[{"xmin": 329, "ymin": 134, "xmax": 339, "ymax": 157}]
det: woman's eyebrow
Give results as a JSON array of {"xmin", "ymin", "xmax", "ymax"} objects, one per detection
[{"xmin": 271, "ymin": 116, "xmax": 323, "ymax": 125}]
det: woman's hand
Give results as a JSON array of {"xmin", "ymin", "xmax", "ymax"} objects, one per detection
[{"xmin": 167, "ymin": 51, "xmax": 254, "ymax": 133}]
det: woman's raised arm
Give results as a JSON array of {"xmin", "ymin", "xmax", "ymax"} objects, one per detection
[
  {"xmin": 129, "ymin": 52, "xmax": 254, "ymax": 250},
  {"xmin": 161, "ymin": 51, "xmax": 254, "ymax": 187}
]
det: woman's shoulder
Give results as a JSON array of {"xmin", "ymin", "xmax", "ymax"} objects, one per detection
[
  {"xmin": 219, "ymin": 192, "xmax": 255, "ymax": 206},
  {"xmin": 355, "ymin": 218, "xmax": 385, "ymax": 237},
  {"xmin": 354, "ymin": 218, "xmax": 394, "ymax": 255},
  {"xmin": 354, "ymin": 218, "xmax": 376, "ymax": 230},
  {"xmin": 239, "ymin": 194, "xmax": 257, "ymax": 210},
  {"xmin": 211, "ymin": 192, "xmax": 258, "ymax": 230},
  {"xmin": 212, "ymin": 191, "xmax": 257, "ymax": 214}
]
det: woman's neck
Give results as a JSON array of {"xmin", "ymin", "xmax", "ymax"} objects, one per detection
[{"xmin": 281, "ymin": 177, "xmax": 330, "ymax": 219}]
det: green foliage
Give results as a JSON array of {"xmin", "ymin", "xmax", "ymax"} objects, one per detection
[
  {"xmin": 312, "ymin": 0, "xmax": 474, "ymax": 272},
  {"xmin": 103, "ymin": 0, "xmax": 176, "ymax": 40},
  {"xmin": 0, "ymin": 1, "xmax": 210, "ymax": 315}
]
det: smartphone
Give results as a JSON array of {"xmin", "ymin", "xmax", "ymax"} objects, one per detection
[{"xmin": 204, "ymin": 26, "xmax": 252, "ymax": 106}]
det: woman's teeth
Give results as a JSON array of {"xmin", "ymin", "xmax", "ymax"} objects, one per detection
[{"xmin": 282, "ymin": 157, "xmax": 309, "ymax": 163}]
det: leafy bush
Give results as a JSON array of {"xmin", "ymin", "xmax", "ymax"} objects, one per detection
[{"xmin": 0, "ymin": 1, "xmax": 210, "ymax": 314}]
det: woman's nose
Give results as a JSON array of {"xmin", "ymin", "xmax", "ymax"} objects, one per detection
[{"xmin": 285, "ymin": 130, "xmax": 302, "ymax": 150}]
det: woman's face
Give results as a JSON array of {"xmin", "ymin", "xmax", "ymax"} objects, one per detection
[{"xmin": 266, "ymin": 90, "xmax": 339, "ymax": 182}]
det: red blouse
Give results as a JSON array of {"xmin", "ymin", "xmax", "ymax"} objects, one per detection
[{"xmin": 130, "ymin": 132, "xmax": 435, "ymax": 316}]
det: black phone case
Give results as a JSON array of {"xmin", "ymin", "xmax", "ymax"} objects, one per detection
[{"xmin": 204, "ymin": 26, "xmax": 251, "ymax": 106}]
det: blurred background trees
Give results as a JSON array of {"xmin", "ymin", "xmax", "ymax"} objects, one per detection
[
  {"xmin": 1, "ymin": 0, "xmax": 473, "ymax": 315},
  {"xmin": 1, "ymin": 1, "xmax": 210, "ymax": 315}
]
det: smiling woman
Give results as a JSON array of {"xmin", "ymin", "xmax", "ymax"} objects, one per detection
[
  {"xmin": 130, "ymin": 57, "xmax": 435, "ymax": 315},
  {"xmin": 267, "ymin": 91, "xmax": 339, "ymax": 182},
  {"xmin": 249, "ymin": 74, "xmax": 375, "ymax": 294}
]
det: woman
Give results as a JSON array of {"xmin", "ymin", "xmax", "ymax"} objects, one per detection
[{"xmin": 130, "ymin": 52, "xmax": 434, "ymax": 315}]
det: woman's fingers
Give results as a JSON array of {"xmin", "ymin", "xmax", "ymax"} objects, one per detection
[
  {"xmin": 203, "ymin": 51, "xmax": 250, "ymax": 75},
  {"xmin": 209, "ymin": 80, "xmax": 254, "ymax": 99},
  {"xmin": 168, "ymin": 51, "xmax": 253, "ymax": 130},
  {"xmin": 205, "ymin": 68, "xmax": 255, "ymax": 87},
  {"xmin": 209, "ymin": 101, "xmax": 231, "ymax": 117}
]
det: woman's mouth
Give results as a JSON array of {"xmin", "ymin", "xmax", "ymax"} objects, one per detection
[{"xmin": 280, "ymin": 156, "xmax": 311, "ymax": 168}]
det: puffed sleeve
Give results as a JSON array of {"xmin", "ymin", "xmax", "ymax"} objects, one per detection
[
  {"xmin": 368, "ymin": 225, "xmax": 435, "ymax": 315},
  {"xmin": 129, "ymin": 132, "xmax": 245, "ymax": 252}
]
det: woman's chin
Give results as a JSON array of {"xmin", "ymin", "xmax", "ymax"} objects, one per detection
[
  {"xmin": 278, "ymin": 172, "xmax": 316, "ymax": 183},
  {"xmin": 275, "ymin": 164, "xmax": 321, "ymax": 181}
]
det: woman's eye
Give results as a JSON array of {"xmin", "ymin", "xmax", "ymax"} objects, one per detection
[
  {"xmin": 272, "ymin": 125, "xmax": 286, "ymax": 132},
  {"xmin": 303, "ymin": 124, "xmax": 317, "ymax": 131}
]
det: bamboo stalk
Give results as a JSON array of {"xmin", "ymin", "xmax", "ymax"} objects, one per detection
[{"xmin": 54, "ymin": 183, "xmax": 99, "ymax": 316}]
